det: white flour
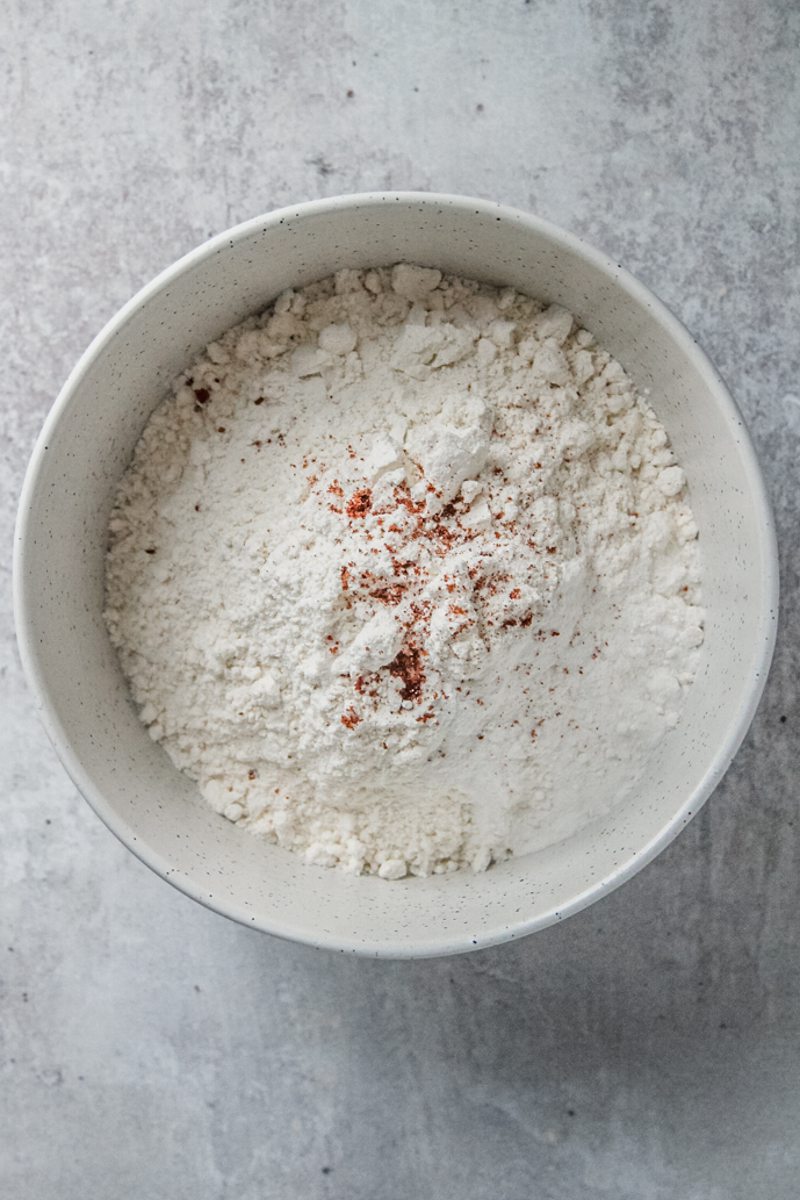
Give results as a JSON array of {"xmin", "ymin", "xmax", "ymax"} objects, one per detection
[{"xmin": 104, "ymin": 265, "xmax": 704, "ymax": 879}]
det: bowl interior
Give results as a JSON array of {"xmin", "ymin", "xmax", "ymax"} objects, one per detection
[{"xmin": 15, "ymin": 195, "xmax": 776, "ymax": 955}]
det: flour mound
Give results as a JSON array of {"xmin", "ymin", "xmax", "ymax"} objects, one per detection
[{"xmin": 104, "ymin": 265, "xmax": 704, "ymax": 878}]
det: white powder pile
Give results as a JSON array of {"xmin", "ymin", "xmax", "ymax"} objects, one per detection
[{"xmin": 105, "ymin": 264, "xmax": 704, "ymax": 879}]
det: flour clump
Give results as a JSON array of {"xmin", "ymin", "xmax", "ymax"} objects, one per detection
[{"xmin": 104, "ymin": 265, "xmax": 704, "ymax": 878}]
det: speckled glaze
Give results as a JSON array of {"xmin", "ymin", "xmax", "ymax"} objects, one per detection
[{"xmin": 13, "ymin": 193, "xmax": 778, "ymax": 958}]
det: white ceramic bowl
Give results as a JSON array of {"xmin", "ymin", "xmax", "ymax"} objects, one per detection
[{"xmin": 14, "ymin": 193, "xmax": 778, "ymax": 957}]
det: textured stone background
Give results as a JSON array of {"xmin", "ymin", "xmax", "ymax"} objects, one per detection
[{"xmin": 2, "ymin": 2, "xmax": 798, "ymax": 1197}]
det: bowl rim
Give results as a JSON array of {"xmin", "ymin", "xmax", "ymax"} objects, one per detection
[{"xmin": 13, "ymin": 190, "xmax": 780, "ymax": 958}]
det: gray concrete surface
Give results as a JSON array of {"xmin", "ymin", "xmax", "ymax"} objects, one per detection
[{"xmin": 2, "ymin": 1, "xmax": 798, "ymax": 1197}]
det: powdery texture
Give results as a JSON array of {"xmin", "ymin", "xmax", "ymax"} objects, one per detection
[{"xmin": 105, "ymin": 265, "xmax": 704, "ymax": 879}]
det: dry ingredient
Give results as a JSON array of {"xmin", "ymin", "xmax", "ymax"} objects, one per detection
[{"xmin": 105, "ymin": 264, "xmax": 704, "ymax": 879}]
